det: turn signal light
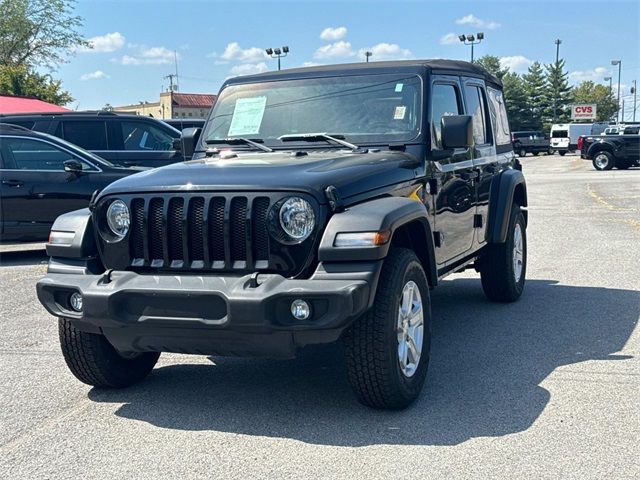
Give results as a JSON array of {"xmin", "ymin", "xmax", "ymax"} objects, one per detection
[{"xmin": 334, "ymin": 230, "xmax": 391, "ymax": 247}]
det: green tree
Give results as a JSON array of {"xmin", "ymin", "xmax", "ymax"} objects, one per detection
[
  {"xmin": 502, "ymin": 72, "xmax": 529, "ymax": 131},
  {"xmin": 522, "ymin": 61, "xmax": 546, "ymax": 129},
  {"xmin": 572, "ymin": 80, "xmax": 618, "ymax": 121},
  {"xmin": 0, "ymin": 0, "xmax": 88, "ymax": 68},
  {"xmin": 475, "ymin": 55, "xmax": 508, "ymax": 80},
  {"xmin": 0, "ymin": 64, "xmax": 73, "ymax": 105},
  {"xmin": 545, "ymin": 59, "xmax": 573, "ymax": 123}
]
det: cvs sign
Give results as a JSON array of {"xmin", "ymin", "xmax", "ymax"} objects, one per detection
[{"xmin": 571, "ymin": 104, "xmax": 597, "ymax": 120}]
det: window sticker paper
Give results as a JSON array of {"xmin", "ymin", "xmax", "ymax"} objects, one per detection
[
  {"xmin": 395, "ymin": 83, "xmax": 404, "ymax": 93},
  {"xmin": 394, "ymin": 106, "xmax": 407, "ymax": 120},
  {"xmin": 228, "ymin": 96, "xmax": 267, "ymax": 136}
]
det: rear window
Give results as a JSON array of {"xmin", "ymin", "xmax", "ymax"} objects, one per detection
[
  {"xmin": 62, "ymin": 121, "xmax": 108, "ymax": 150},
  {"xmin": 552, "ymin": 130, "xmax": 568, "ymax": 138}
]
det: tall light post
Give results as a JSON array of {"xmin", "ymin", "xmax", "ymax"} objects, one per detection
[
  {"xmin": 604, "ymin": 76, "xmax": 614, "ymax": 122},
  {"xmin": 365, "ymin": 51, "xmax": 372, "ymax": 63},
  {"xmin": 611, "ymin": 59, "xmax": 622, "ymax": 122},
  {"xmin": 265, "ymin": 46, "xmax": 289, "ymax": 71},
  {"xmin": 458, "ymin": 32, "xmax": 484, "ymax": 62},
  {"xmin": 552, "ymin": 38, "xmax": 562, "ymax": 122}
]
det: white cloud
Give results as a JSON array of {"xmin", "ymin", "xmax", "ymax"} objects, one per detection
[
  {"xmin": 358, "ymin": 43, "xmax": 412, "ymax": 61},
  {"xmin": 301, "ymin": 61, "xmax": 322, "ymax": 67},
  {"xmin": 314, "ymin": 41, "xmax": 355, "ymax": 59},
  {"xmin": 78, "ymin": 32, "xmax": 125, "ymax": 53},
  {"xmin": 569, "ymin": 67, "xmax": 610, "ymax": 83},
  {"xmin": 230, "ymin": 62, "xmax": 269, "ymax": 76},
  {"xmin": 80, "ymin": 70, "xmax": 109, "ymax": 81},
  {"xmin": 500, "ymin": 55, "xmax": 533, "ymax": 73},
  {"xmin": 440, "ymin": 33, "xmax": 461, "ymax": 45},
  {"xmin": 220, "ymin": 42, "xmax": 266, "ymax": 63},
  {"xmin": 455, "ymin": 14, "xmax": 501, "ymax": 30},
  {"xmin": 118, "ymin": 46, "xmax": 178, "ymax": 66},
  {"xmin": 320, "ymin": 26, "xmax": 347, "ymax": 41}
]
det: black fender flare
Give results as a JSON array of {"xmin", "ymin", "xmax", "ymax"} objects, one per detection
[
  {"xmin": 45, "ymin": 208, "xmax": 97, "ymax": 259},
  {"xmin": 486, "ymin": 169, "xmax": 528, "ymax": 244},
  {"xmin": 587, "ymin": 141, "xmax": 618, "ymax": 159},
  {"xmin": 318, "ymin": 197, "xmax": 437, "ymax": 287}
]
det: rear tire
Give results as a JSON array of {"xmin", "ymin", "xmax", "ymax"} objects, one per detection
[
  {"xmin": 592, "ymin": 151, "xmax": 614, "ymax": 171},
  {"xmin": 518, "ymin": 148, "xmax": 527, "ymax": 157},
  {"xmin": 559, "ymin": 151, "xmax": 566, "ymax": 156},
  {"xmin": 344, "ymin": 248, "xmax": 431, "ymax": 410},
  {"xmin": 615, "ymin": 160, "xmax": 631, "ymax": 170},
  {"xmin": 479, "ymin": 205, "xmax": 527, "ymax": 303},
  {"xmin": 59, "ymin": 318, "xmax": 160, "ymax": 388}
]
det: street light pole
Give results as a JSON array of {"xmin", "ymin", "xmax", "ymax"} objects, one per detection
[
  {"xmin": 604, "ymin": 76, "xmax": 614, "ymax": 122},
  {"xmin": 611, "ymin": 60, "xmax": 622, "ymax": 123},
  {"xmin": 365, "ymin": 51, "xmax": 372, "ymax": 63},
  {"xmin": 632, "ymin": 79, "xmax": 637, "ymax": 122},
  {"xmin": 265, "ymin": 46, "xmax": 290, "ymax": 71},
  {"xmin": 553, "ymin": 39, "xmax": 562, "ymax": 122},
  {"xmin": 458, "ymin": 32, "xmax": 484, "ymax": 63}
]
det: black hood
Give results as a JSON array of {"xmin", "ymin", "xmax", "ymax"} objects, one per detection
[{"xmin": 99, "ymin": 149, "xmax": 420, "ymax": 204}]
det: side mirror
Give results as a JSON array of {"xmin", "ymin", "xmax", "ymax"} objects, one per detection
[
  {"xmin": 63, "ymin": 159, "xmax": 83, "ymax": 174},
  {"xmin": 441, "ymin": 115, "xmax": 474, "ymax": 149},
  {"xmin": 180, "ymin": 127, "xmax": 202, "ymax": 160}
]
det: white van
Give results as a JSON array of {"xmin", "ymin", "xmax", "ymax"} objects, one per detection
[{"xmin": 550, "ymin": 123, "xmax": 593, "ymax": 155}]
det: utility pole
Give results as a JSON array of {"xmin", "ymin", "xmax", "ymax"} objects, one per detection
[
  {"xmin": 365, "ymin": 51, "xmax": 372, "ymax": 63},
  {"xmin": 164, "ymin": 74, "xmax": 177, "ymax": 92},
  {"xmin": 632, "ymin": 80, "xmax": 637, "ymax": 122},
  {"xmin": 553, "ymin": 38, "xmax": 561, "ymax": 122},
  {"xmin": 174, "ymin": 50, "xmax": 180, "ymax": 92},
  {"xmin": 621, "ymin": 99, "xmax": 625, "ymax": 122}
]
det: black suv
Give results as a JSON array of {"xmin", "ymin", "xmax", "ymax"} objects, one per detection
[
  {"xmin": 0, "ymin": 124, "xmax": 145, "ymax": 241},
  {"xmin": 511, "ymin": 131, "xmax": 552, "ymax": 157},
  {"xmin": 0, "ymin": 112, "xmax": 182, "ymax": 168},
  {"xmin": 36, "ymin": 60, "xmax": 528, "ymax": 409}
]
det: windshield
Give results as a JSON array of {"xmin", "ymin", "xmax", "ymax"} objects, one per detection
[
  {"xmin": 202, "ymin": 73, "xmax": 422, "ymax": 147},
  {"xmin": 40, "ymin": 132, "xmax": 115, "ymax": 167}
]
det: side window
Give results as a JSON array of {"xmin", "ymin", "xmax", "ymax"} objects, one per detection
[
  {"xmin": 121, "ymin": 121, "xmax": 174, "ymax": 151},
  {"xmin": 5, "ymin": 120, "xmax": 35, "ymax": 130},
  {"xmin": 487, "ymin": 87, "xmax": 511, "ymax": 146},
  {"xmin": 0, "ymin": 137, "xmax": 94, "ymax": 171},
  {"xmin": 464, "ymin": 84, "xmax": 491, "ymax": 145},
  {"xmin": 63, "ymin": 121, "xmax": 108, "ymax": 150},
  {"xmin": 431, "ymin": 83, "xmax": 461, "ymax": 149}
]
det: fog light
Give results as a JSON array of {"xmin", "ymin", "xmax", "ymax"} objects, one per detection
[
  {"xmin": 69, "ymin": 292, "xmax": 83, "ymax": 312},
  {"xmin": 291, "ymin": 299, "xmax": 311, "ymax": 320}
]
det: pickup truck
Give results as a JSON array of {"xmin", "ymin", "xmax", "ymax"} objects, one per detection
[{"xmin": 579, "ymin": 126, "xmax": 640, "ymax": 170}]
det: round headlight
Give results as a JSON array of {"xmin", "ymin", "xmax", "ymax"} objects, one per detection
[
  {"xmin": 279, "ymin": 197, "xmax": 315, "ymax": 242},
  {"xmin": 106, "ymin": 200, "xmax": 130, "ymax": 239}
]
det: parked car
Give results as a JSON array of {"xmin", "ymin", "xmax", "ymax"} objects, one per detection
[
  {"xmin": 0, "ymin": 123, "xmax": 147, "ymax": 241},
  {"xmin": 0, "ymin": 111, "xmax": 184, "ymax": 168},
  {"xmin": 550, "ymin": 123, "xmax": 592, "ymax": 155},
  {"xmin": 579, "ymin": 127, "xmax": 640, "ymax": 170},
  {"xmin": 511, "ymin": 130, "xmax": 552, "ymax": 157},
  {"xmin": 163, "ymin": 118, "xmax": 206, "ymax": 130},
  {"xmin": 36, "ymin": 60, "xmax": 528, "ymax": 410}
]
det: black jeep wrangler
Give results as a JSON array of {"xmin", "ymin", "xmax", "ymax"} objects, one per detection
[{"xmin": 36, "ymin": 60, "xmax": 527, "ymax": 409}]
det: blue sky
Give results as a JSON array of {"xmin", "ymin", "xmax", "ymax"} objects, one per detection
[{"xmin": 59, "ymin": 0, "xmax": 640, "ymax": 115}]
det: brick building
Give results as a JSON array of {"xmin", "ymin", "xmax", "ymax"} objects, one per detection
[{"xmin": 113, "ymin": 92, "xmax": 216, "ymax": 119}]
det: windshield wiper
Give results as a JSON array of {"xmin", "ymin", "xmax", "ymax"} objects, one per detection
[
  {"xmin": 205, "ymin": 138, "xmax": 273, "ymax": 152},
  {"xmin": 278, "ymin": 133, "xmax": 360, "ymax": 151}
]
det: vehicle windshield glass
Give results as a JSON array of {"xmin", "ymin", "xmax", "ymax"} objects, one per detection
[
  {"xmin": 552, "ymin": 130, "xmax": 568, "ymax": 138},
  {"xmin": 40, "ymin": 133, "xmax": 115, "ymax": 167},
  {"xmin": 202, "ymin": 73, "xmax": 422, "ymax": 146}
]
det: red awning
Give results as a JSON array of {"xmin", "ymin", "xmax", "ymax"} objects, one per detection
[{"xmin": 0, "ymin": 95, "xmax": 70, "ymax": 114}]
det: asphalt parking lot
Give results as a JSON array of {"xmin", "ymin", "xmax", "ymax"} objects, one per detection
[{"xmin": 1, "ymin": 154, "xmax": 638, "ymax": 479}]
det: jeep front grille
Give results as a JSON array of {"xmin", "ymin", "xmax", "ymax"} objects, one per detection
[{"xmin": 126, "ymin": 194, "xmax": 272, "ymax": 271}]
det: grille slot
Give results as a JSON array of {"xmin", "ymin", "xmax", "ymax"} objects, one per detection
[{"xmin": 124, "ymin": 194, "xmax": 277, "ymax": 272}]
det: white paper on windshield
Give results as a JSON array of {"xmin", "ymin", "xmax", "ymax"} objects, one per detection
[
  {"xmin": 394, "ymin": 106, "xmax": 406, "ymax": 120},
  {"xmin": 228, "ymin": 96, "xmax": 267, "ymax": 136}
]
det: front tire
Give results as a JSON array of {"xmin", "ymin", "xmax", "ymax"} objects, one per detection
[
  {"xmin": 59, "ymin": 318, "xmax": 160, "ymax": 388},
  {"xmin": 344, "ymin": 248, "xmax": 431, "ymax": 410},
  {"xmin": 518, "ymin": 148, "xmax": 527, "ymax": 158},
  {"xmin": 559, "ymin": 150, "xmax": 566, "ymax": 156},
  {"xmin": 479, "ymin": 205, "xmax": 527, "ymax": 302},
  {"xmin": 592, "ymin": 151, "xmax": 614, "ymax": 170}
]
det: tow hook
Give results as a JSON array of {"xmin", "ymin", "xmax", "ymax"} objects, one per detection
[
  {"xmin": 101, "ymin": 269, "xmax": 114, "ymax": 285},
  {"xmin": 248, "ymin": 272, "xmax": 261, "ymax": 288}
]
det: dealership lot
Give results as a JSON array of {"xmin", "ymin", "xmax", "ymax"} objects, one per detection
[{"xmin": 1, "ymin": 154, "xmax": 638, "ymax": 479}]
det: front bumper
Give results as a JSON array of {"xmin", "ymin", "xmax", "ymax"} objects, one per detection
[{"xmin": 36, "ymin": 264, "xmax": 378, "ymax": 357}]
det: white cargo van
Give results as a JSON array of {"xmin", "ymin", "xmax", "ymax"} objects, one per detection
[{"xmin": 550, "ymin": 123, "xmax": 592, "ymax": 155}]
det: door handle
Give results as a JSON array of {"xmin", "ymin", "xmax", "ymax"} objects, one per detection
[{"xmin": 2, "ymin": 179, "xmax": 24, "ymax": 187}]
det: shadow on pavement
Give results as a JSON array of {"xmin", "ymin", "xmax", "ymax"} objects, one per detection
[
  {"xmin": 0, "ymin": 249, "xmax": 47, "ymax": 267},
  {"xmin": 88, "ymin": 278, "xmax": 639, "ymax": 446}
]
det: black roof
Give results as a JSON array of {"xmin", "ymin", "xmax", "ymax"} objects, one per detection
[{"xmin": 225, "ymin": 59, "xmax": 502, "ymax": 87}]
